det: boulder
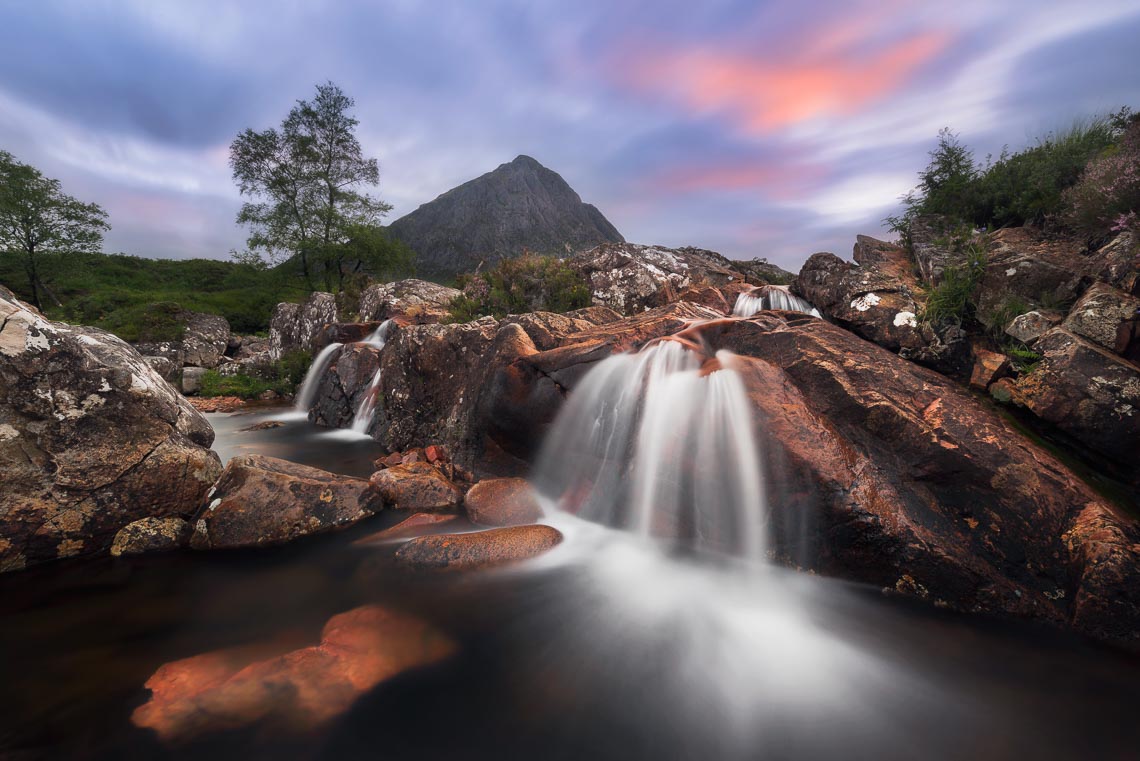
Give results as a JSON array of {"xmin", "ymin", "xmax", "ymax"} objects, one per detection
[
  {"xmin": 110, "ymin": 516, "xmax": 192, "ymax": 557},
  {"xmin": 190, "ymin": 455, "xmax": 382, "ymax": 550},
  {"xmin": 132, "ymin": 605, "xmax": 455, "ymax": 742},
  {"xmin": 0, "ymin": 292, "xmax": 221, "ymax": 572},
  {"xmin": 135, "ymin": 340, "xmax": 185, "ymax": 369},
  {"xmin": 1013, "ymin": 328, "xmax": 1140, "ymax": 470},
  {"xmin": 368, "ymin": 462, "xmax": 464, "ymax": 513},
  {"xmin": 1062, "ymin": 282, "xmax": 1140, "ymax": 354},
  {"xmin": 143, "ymin": 355, "xmax": 180, "ymax": 384},
  {"xmin": 181, "ymin": 366, "xmax": 208, "ymax": 396},
  {"xmin": 1005, "ymin": 310, "xmax": 1064, "ymax": 346},
  {"xmin": 308, "ymin": 343, "xmax": 383, "ymax": 431},
  {"xmin": 1080, "ymin": 231, "xmax": 1139, "ymax": 295},
  {"xmin": 393, "ymin": 525, "xmax": 563, "ymax": 571},
  {"xmin": 268, "ymin": 292, "xmax": 338, "ymax": 362},
  {"xmin": 358, "ymin": 279, "xmax": 461, "ymax": 324},
  {"xmin": 791, "ymin": 237, "xmax": 924, "ymax": 352},
  {"xmin": 908, "ymin": 215, "xmax": 971, "ymax": 284},
  {"xmin": 729, "ymin": 257, "xmax": 796, "ymax": 285},
  {"xmin": 702, "ymin": 313, "xmax": 1140, "ymax": 643},
  {"xmin": 969, "ymin": 348, "xmax": 1011, "ymax": 390},
  {"xmin": 312, "ymin": 321, "xmax": 386, "ymax": 353},
  {"xmin": 975, "ymin": 228, "xmax": 1084, "ymax": 326},
  {"xmin": 181, "ymin": 312, "xmax": 231, "ymax": 368},
  {"xmin": 464, "ymin": 478, "xmax": 543, "ymax": 526},
  {"xmin": 567, "ymin": 243, "xmax": 742, "ymax": 315}
]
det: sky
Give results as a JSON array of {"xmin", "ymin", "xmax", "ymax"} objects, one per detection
[{"xmin": 1, "ymin": 0, "xmax": 1139, "ymax": 271}]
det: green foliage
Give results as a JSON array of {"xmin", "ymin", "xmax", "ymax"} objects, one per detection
[
  {"xmin": 199, "ymin": 350, "xmax": 312, "ymax": 400},
  {"xmin": 230, "ymin": 82, "xmax": 392, "ymax": 292},
  {"xmin": 1005, "ymin": 346, "xmax": 1041, "ymax": 373},
  {"xmin": 0, "ymin": 250, "xmax": 304, "ymax": 336},
  {"xmin": 0, "ymin": 150, "xmax": 109, "ymax": 310},
  {"xmin": 445, "ymin": 253, "xmax": 590, "ymax": 322},
  {"xmin": 983, "ymin": 295, "xmax": 1032, "ymax": 341},
  {"xmin": 276, "ymin": 349, "xmax": 313, "ymax": 387},
  {"xmin": 921, "ymin": 242, "xmax": 987, "ymax": 327}
]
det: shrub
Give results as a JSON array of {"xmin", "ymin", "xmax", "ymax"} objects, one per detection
[
  {"xmin": 1063, "ymin": 120, "xmax": 1140, "ymax": 239},
  {"xmin": 921, "ymin": 242, "xmax": 986, "ymax": 327},
  {"xmin": 983, "ymin": 295, "xmax": 1033, "ymax": 340},
  {"xmin": 446, "ymin": 252, "xmax": 590, "ymax": 322}
]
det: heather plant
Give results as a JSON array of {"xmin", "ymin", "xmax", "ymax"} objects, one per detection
[{"xmin": 1063, "ymin": 120, "xmax": 1140, "ymax": 239}]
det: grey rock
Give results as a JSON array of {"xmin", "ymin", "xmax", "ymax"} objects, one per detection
[
  {"xmin": 268, "ymin": 292, "xmax": 339, "ymax": 361},
  {"xmin": 181, "ymin": 312, "xmax": 230, "ymax": 368},
  {"xmin": 181, "ymin": 366, "xmax": 208, "ymax": 396},
  {"xmin": 1005, "ymin": 310, "xmax": 1065, "ymax": 346},
  {"xmin": 358, "ymin": 279, "xmax": 461, "ymax": 324},
  {"xmin": 143, "ymin": 355, "xmax": 180, "ymax": 384},
  {"xmin": 1062, "ymin": 282, "xmax": 1140, "ymax": 353},
  {"xmin": 387, "ymin": 155, "xmax": 624, "ymax": 281}
]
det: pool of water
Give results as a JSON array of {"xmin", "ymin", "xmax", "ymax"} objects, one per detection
[{"xmin": 1, "ymin": 414, "xmax": 1138, "ymax": 760}]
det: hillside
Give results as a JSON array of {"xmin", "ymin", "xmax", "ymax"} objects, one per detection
[{"xmin": 387, "ymin": 155, "xmax": 624, "ymax": 281}]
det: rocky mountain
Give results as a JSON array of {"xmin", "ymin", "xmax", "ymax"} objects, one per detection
[{"xmin": 387, "ymin": 155, "xmax": 624, "ymax": 281}]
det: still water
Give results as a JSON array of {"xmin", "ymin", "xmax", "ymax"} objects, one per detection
[{"xmin": 1, "ymin": 409, "xmax": 1137, "ymax": 760}]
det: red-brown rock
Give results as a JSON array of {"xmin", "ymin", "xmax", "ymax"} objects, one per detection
[
  {"xmin": 369, "ymin": 461, "xmax": 463, "ymax": 513},
  {"xmin": 394, "ymin": 525, "xmax": 562, "ymax": 571},
  {"xmin": 353, "ymin": 512, "xmax": 462, "ymax": 544},
  {"xmin": 464, "ymin": 478, "xmax": 543, "ymax": 526},
  {"xmin": 969, "ymin": 348, "xmax": 1011, "ymax": 389}
]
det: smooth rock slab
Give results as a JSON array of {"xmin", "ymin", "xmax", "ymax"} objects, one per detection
[
  {"xmin": 191, "ymin": 455, "xmax": 382, "ymax": 549},
  {"xmin": 394, "ymin": 525, "xmax": 563, "ymax": 571},
  {"xmin": 464, "ymin": 478, "xmax": 543, "ymax": 527},
  {"xmin": 353, "ymin": 512, "xmax": 462, "ymax": 544}
]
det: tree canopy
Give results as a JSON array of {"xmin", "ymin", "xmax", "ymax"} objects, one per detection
[
  {"xmin": 230, "ymin": 81, "xmax": 401, "ymax": 291},
  {"xmin": 0, "ymin": 151, "xmax": 109, "ymax": 310}
]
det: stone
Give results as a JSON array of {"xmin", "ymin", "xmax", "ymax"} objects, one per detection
[
  {"xmin": 1080, "ymin": 231, "xmax": 1139, "ymax": 295},
  {"xmin": 1014, "ymin": 328, "xmax": 1140, "ymax": 470},
  {"xmin": 1005, "ymin": 310, "xmax": 1064, "ymax": 346},
  {"xmin": 566, "ymin": 242, "xmax": 742, "ymax": 315},
  {"xmin": 464, "ymin": 478, "xmax": 543, "ymax": 527},
  {"xmin": 729, "ymin": 257, "xmax": 796, "ymax": 285},
  {"xmin": 143, "ymin": 355, "xmax": 180, "ymax": 384},
  {"xmin": 131, "ymin": 605, "xmax": 455, "ymax": 742},
  {"xmin": 791, "ymin": 237, "xmax": 925, "ymax": 352},
  {"xmin": 0, "ymin": 292, "xmax": 221, "ymax": 572},
  {"xmin": 1062, "ymin": 282, "xmax": 1140, "ymax": 353},
  {"xmin": 969, "ymin": 348, "xmax": 1012, "ymax": 390},
  {"xmin": 307, "ymin": 343, "xmax": 382, "ymax": 431},
  {"xmin": 908, "ymin": 215, "xmax": 974, "ymax": 285},
  {"xmin": 368, "ymin": 462, "xmax": 464, "ymax": 513},
  {"xmin": 311, "ymin": 321, "xmax": 386, "ymax": 353},
  {"xmin": 358, "ymin": 279, "xmax": 461, "ymax": 324},
  {"xmin": 268, "ymin": 292, "xmax": 338, "ymax": 362},
  {"xmin": 181, "ymin": 366, "xmax": 208, "ymax": 396},
  {"xmin": 975, "ymin": 227, "xmax": 1085, "ymax": 326},
  {"xmin": 110, "ymin": 517, "xmax": 192, "ymax": 557},
  {"xmin": 181, "ymin": 312, "xmax": 231, "ymax": 369},
  {"xmin": 393, "ymin": 525, "xmax": 563, "ymax": 571},
  {"xmin": 353, "ymin": 513, "xmax": 461, "ymax": 544},
  {"xmin": 190, "ymin": 455, "xmax": 382, "ymax": 550}
]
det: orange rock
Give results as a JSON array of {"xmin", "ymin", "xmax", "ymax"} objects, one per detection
[
  {"xmin": 353, "ymin": 512, "xmax": 461, "ymax": 544},
  {"xmin": 369, "ymin": 461, "xmax": 463, "ymax": 513},
  {"xmin": 969, "ymin": 348, "xmax": 1011, "ymax": 389},
  {"xmin": 394, "ymin": 525, "xmax": 562, "ymax": 571},
  {"xmin": 464, "ymin": 478, "xmax": 543, "ymax": 527}
]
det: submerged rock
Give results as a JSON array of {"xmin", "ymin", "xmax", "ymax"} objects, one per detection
[
  {"xmin": 191, "ymin": 455, "xmax": 381, "ymax": 550},
  {"xmin": 0, "ymin": 291, "xmax": 221, "ymax": 572},
  {"xmin": 354, "ymin": 512, "xmax": 462, "ymax": 544},
  {"xmin": 394, "ymin": 525, "xmax": 563, "ymax": 571},
  {"xmin": 464, "ymin": 478, "xmax": 543, "ymax": 527}
]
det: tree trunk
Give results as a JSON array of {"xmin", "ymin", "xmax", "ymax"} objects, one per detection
[{"xmin": 24, "ymin": 246, "xmax": 42, "ymax": 312}]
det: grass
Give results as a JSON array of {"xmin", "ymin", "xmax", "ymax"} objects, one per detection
[
  {"xmin": 446, "ymin": 252, "xmax": 590, "ymax": 322},
  {"xmin": 199, "ymin": 349, "xmax": 312, "ymax": 399}
]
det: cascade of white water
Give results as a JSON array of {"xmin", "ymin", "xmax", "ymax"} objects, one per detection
[
  {"xmin": 733, "ymin": 286, "xmax": 821, "ymax": 318},
  {"xmin": 349, "ymin": 320, "xmax": 395, "ymax": 434},
  {"xmin": 532, "ymin": 340, "xmax": 768, "ymax": 559},
  {"xmin": 293, "ymin": 342, "xmax": 344, "ymax": 413}
]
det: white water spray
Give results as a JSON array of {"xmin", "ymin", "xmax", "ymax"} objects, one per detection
[
  {"xmin": 349, "ymin": 320, "xmax": 395, "ymax": 435},
  {"xmin": 533, "ymin": 340, "xmax": 768, "ymax": 559},
  {"xmin": 733, "ymin": 285, "xmax": 820, "ymax": 318},
  {"xmin": 293, "ymin": 342, "xmax": 343, "ymax": 414}
]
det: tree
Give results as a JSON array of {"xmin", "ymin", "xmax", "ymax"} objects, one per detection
[
  {"xmin": 0, "ymin": 151, "xmax": 109, "ymax": 310},
  {"xmin": 229, "ymin": 81, "xmax": 392, "ymax": 291}
]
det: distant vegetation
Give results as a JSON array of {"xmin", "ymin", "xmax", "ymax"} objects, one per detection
[
  {"xmin": 888, "ymin": 107, "xmax": 1140, "ymax": 242},
  {"xmin": 446, "ymin": 252, "xmax": 591, "ymax": 322},
  {"xmin": 0, "ymin": 251, "xmax": 305, "ymax": 337},
  {"xmin": 199, "ymin": 349, "xmax": 311, "ymax": 399}
]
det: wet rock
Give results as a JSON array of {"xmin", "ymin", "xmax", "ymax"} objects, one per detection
[
  {"xmin": 191, "ymin": 455, "xmax": 381, "ymax": 550},
  {"xmin": 312, "ymin": 321, "xmax": 386, "ymax": 352},
  {"xmin": 394, "ymin": 525, "xmax": 563, "ymax": 571},
  {"xmin": 110, "ymin": 517, "xmax": 192, "ymax": 556},
  {"xmin": 143, "ymin": 355, "xmax": 180, "ymax": 384},
  {"xmin": 791, "ymin": 237, "xmax": 924, "ymax": 352},
  {"xmin": 969, "ymin": 348, "xmax": 1011, "ymax": 390},
  {"xmin": 132, "ymin": 605, "xmax": 455, "ymax": 742},
  {"xmin": 307, "ymin": 343, "xmax": 382, "ymax": 430},
  {"xmin": 563, "ymin": 306, "xmax": 623, "ymax": 325},
  {"xmin": 898, "ymin": 323, "xmax": 974, "ymax": 378},
  {"xmin": 268, "ymin": 292, "xmax": 338, "ymax": 362},
  {"xmin": 465, "ymin": 478, "xmax": 543, "ymax": 526},
  {"xmin": 0, "ymin": 292, "xmax": 221, "ymax": 572},
  {"xmin": 369, "ymin": 462, "xmax": 464, "ymax": 513},
  {"xmin": 187, "ymin": 396, "xmax": 243, "ymax": 413},
  {"xmin": 358, "ymin": 279, "xmax": 461, "ymax": 324},
  {"xmin": 353, "ymin": 512, "xmax": 462, "ymax": 544},
  {"xmin": 1014, "ymin": 328, "xmax": 1140, "ymax": 469},
  {"xmin": 1062, "ymin": 282, "xmax": 1140, "ymax": 353},
  {"xmin": 704, "ymin": 313, "xmax": 1140, "ymax": 643},
  {"xmin": 677, "ymin": 283, "xmax": 753, "ymax": 314},
  {"xmin": 567, "ymin": 242, "xmax": 742, "ymax": 315},
  {"xmin": 1005, "ymin": 310, "xmax": 1064, "ymax": 346},
  {"xmin": 975, "ymin": 228, "xmax": 1084, "ymax": 326},
  {"xmin": 729, "ymin": 257, "xmax": 796, "ymax": 285},
  {"xmin": 181, "ymin": 366, "xmax": 207, "ymax": 396}
]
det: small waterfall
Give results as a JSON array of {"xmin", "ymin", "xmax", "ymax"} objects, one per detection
[
  {"xmin": 349, "ymin": 320, "xmax": 395, "ymax": 434},
  {"xmin": 533, "ymin": 340, "xmax": 768, "ymax": 559},
  {"xmin": 733, "ymin": 285, "xmax": 820, "ymax": 318},
  {"xmin": 294, "ymin": 342, "xmax": 343, "ymax": 413}
]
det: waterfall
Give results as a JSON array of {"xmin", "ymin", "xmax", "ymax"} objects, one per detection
[
  {"xmin": 532, "ymin": 340, "xmax": 767, "ymax": 559},
  {"xmin": 733, "ymin": 285, "xmax": 821, "ymax": 318},
  {"xmin": 293, "ymin": 342, "xmax": 343, "ymax": 413},
  {"xmin": 349, "ymin": 320, "xmax": 395, "ymax": 434}
]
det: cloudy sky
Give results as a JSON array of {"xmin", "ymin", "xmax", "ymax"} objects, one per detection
[{"xmin": 2, "ymin": 0, "xmax": 1139, "ymax": 270}]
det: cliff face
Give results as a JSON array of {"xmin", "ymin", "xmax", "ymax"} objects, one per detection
[{"xmin": 387, "ymin": 155, "xmax": 624, "ymax": 281}]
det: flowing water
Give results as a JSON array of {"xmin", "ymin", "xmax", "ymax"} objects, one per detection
[
  {"xmin": 3, "ymin": 362, "xmax": 1140, "ymax": 759},
  {"xmin": 733, "ymin": 285, "xmax": 821, "ymax": 318},
  {"xmin": 348, "ymin": 320, "xmax": 394, "ymax": 435},
  {"xmin": 291, "ymin": 342, "xmax": 344, "ymax": 416}
]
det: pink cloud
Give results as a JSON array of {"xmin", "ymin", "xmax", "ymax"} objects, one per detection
[{"xmin": 651, "ymin": 160, "xmax": 825, "ymax": 198}]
